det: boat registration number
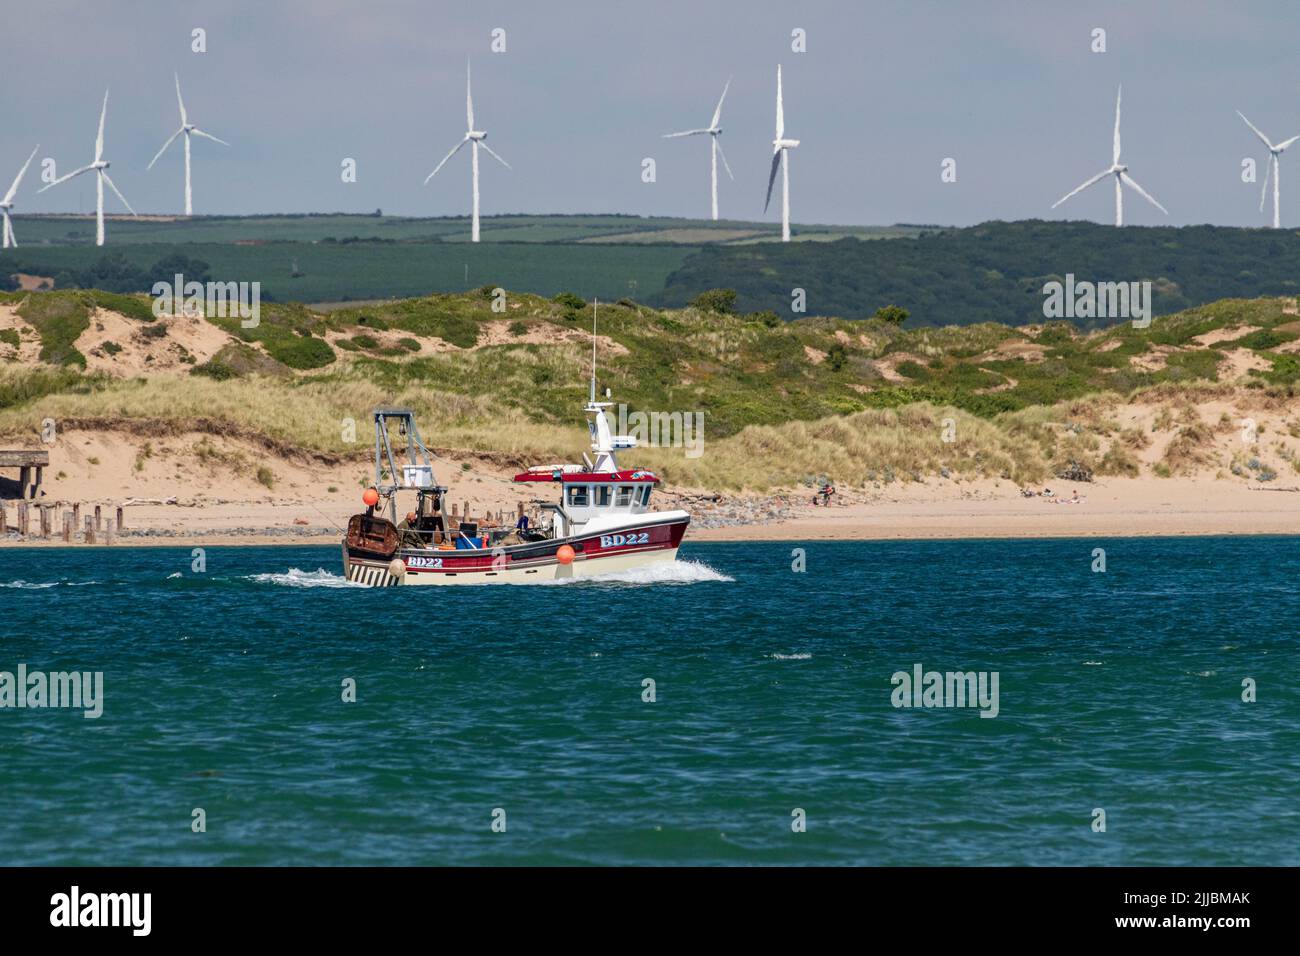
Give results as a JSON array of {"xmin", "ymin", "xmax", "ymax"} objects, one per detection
[
  {"xmin": 599, "ymin": 532, "xmax": 650, "ymax": 548},
  {"xmin": 407, "ymin": 556, "xmax": 444, "ymax": 569}
]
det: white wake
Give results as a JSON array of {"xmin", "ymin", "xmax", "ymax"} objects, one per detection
[
  {"xmin": 247, "ymin": 568, "xmax": 363, "ymax": 589},
  {"xmin": 542, "ymin": 559, "xmax": 734, "ymax": 586}
]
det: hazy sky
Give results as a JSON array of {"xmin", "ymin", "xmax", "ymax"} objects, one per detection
[{"xmin": 5, "ymin": 0, "xmax": 1300, "ymax": 228}]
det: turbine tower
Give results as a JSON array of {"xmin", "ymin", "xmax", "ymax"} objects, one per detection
[
  {"xmin": 424, "ymin": 60, "xmax": 510, "ymax": 243},
  {"xmin": 1051, "ymin": 85, "xmax": 1167, "ymax": 227},
  {"xmin": 1236, "ymin": 111, "xmax": 1299, "ymax": 229},
  {"xmin": 38, "ymin": 90, "xmax": 137, "ymax": 246},
  {"xmin": 764, "ymin": 65, "xmax": 800, "ymax": 242},
  {"xmin": 0, "ymin": 145, "xmax": 39, "ymax": 249},
  {"xmin": 663, "ymin": 76, "xmax": 735, "ymax": 220},
  {"xmin": 148, "ymin": 73, "xmax": 230, "ymax": 216}
]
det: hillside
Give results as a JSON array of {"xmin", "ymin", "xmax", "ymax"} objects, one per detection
[
  {"xmin": 2, "ymin": 287, "xmax": 1299, "ymax": 499},
  {"xmin": 654, "ymin": 220, "xmax": 1300, "ymax": 326},
  {"xmin": 9, "ymin": 219, "xmax": 1300, "ymax": 324}
]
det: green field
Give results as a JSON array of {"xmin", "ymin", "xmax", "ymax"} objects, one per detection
[
  {"xmin": 12, "ymin": 213, "xmax": 925, "ymax": 246},
  {"xmin": 1, "ymin": 241, "xmax": 695, "ymax": 304},
  {"xmin": 2, "ymin": 213, "xmax": 926, "ymax": 304}
]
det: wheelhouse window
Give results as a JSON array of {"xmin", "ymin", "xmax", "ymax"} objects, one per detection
[
  {"xmin": 614, "ymin": 485, "xmax": 633, "ymax": 507},
  {"xmin": 637, "ymin": 485, "xmax": 652, "ymax": 507},
  {"xmin": 595, "ymin": 485, "xmax": 612, "ymax": 506},
  {"xmin": 568, "ymin": 484, "xmax": 590, "ymax": 507}
]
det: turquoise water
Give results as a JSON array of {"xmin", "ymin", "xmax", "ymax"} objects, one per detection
[{"xmin": 1, "ymin": 537, "xmax": 1297, "ymax": 866}]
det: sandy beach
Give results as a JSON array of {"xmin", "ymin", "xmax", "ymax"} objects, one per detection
[{"xmin": 4, "ymin": 474, "xmax": 1295, "ymax": 548}]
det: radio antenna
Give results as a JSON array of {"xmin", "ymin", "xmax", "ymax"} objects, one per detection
[{"xmin": 590, "ymin": 297, "xmax": 598, "ymax": 404}]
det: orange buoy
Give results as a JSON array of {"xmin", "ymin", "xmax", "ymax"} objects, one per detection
[
  {"xmin": 556, "ymin": 544, "xmax": 576, "ymax": 565},
  {"xmin": 362, "ymin": 487, "xmax": 379, "ymax": 507}
]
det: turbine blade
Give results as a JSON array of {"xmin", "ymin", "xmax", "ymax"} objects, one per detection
[
  {"xmin": 101, "ymin": 171, "xmax": 137, "ymax": 216},
  {"xmin": 1051, "ymin": 168, "xmax": 1112, "ymax": 208},
  {"xmin": 147, "ymin": 128, "xmax": 184, "ymax": 169},
  {"xmin": 710, "ymin": 75, "xmax": 732, "ymax": 130},
  {"xmin": 5, "ymin": 211, "xmax": 16, "ymax": 247},
  {"xmin": 466, "ymin": 59, "xmax": 474, "ymax": 130},
  {"xmin": 96, "ymin": 89, "xmax": 109, "ymax": 162},
  {"xmin": 763, "ymin": 149, "xmax": 782, "ymax": 213},
  {"xmin": 1260, "ymin": 152, "xmax": 1273, "ymax": 212},
  {"xmin": 1275, "ymin": 134, "xmax": 1300, "ymax": 152},
  {"xmin": 479, "ymin": 141, "xmax": 511, "ymax": 170},
  {"xmin": 175, "ymin": 72, "xmax": 188, "ymax": 126},
  {"xmin": 662, "ymin": 129, "xmax": 710, "ymax": 138},
  {"xmin": 37, "ymin": 163, "xmax": 94, "ymax": 192},
  {"xmin": 1120, "ymin": 171, "xmax": 1168, "ymax": 215},
  {"xmin": 715, "ymin": 136, "xmax": 735, "ymax": 181},
  {"xmin": 1236, "ymin": 111, "xmax": 1274, "ymax": 151},
  {"xmin": 190, "ymin": 128, "xmax": 230, "ymax": 146},
  {"xmin": 424, "ymin": 138, "xmax": 467, "ymax": 183},
  {"xmin": 1112, "ymin": 85, "xmax": 1122, "ymax": 165},
  {"xmin": 775, "ymin": 65, "xmax": 784, "ymax": 140},
  {"xmin": 3, "ymin": 144, "xmax": 40, "ymax": 204}
]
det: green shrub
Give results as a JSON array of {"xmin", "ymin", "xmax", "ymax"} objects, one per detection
[
  {"xmin": 691, "ymin": 288, "xmax": 737, "ymax": 314},
  {"xmin": 553, "ymin": 291, "xmax": 586, "ymax": 311},
  {"xmin": 873, "ymin": 304, "xmax": 909, "ymax": 325},
  {"xmin": 266, "ymin": 336, "xmax": 335, "ymax": 370}
]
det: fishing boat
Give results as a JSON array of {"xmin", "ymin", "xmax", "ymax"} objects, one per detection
[{"xmin": 340, "ymin": 327, "xmax": 689, "ymax": 586}]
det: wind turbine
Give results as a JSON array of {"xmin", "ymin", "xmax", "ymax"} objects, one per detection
[
  {"xmin": 1236, "ymin": 111, "xmax": 1299, "ymax": 229},
  {"xmin": 0, "ymin": 145, "xmax": 39, "ymax": 249},
  {"xmin": 764, "ymin": 65, "xmax": 800, "ymax": 242},
  {"xmin": 424, "ymin": 60, "xmax": 510, "ymax": 243},
  {"xmin": 1051, "ymin": 85, "xmax": 1167, "ymax": 227},
  {"xmin": 148, "ymin": 73, "xmax": 230, "ymax": 216},
  {"xmin": 663, "ymin": 76, "xmax": 735, "ymax": 220},
  {"xmin": 38, "ymin": 90, "xmax": 137, "ymax": 246}
]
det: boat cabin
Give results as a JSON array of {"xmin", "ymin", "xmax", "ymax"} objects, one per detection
[{"xmin": 512, "ymin": 468, "xmax": 659, "ymax": 535}]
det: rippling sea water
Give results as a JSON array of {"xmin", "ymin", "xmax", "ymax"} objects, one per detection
[{"xmin": 1, "ymin": 537, "xmax": 1297, "ymax": 866}]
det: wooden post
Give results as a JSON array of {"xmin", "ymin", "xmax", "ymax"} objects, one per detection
[
  {"xmin": 451, "ymin": 502, "xmax": 458, "ymax": 517},
  {"xmin": 0, "ymin": 499, "xmax": 6, "ymax": 535},
  {"xmin": 41, "ymin": 506, "xmax": 51, "ymax": 539},
  {"xmin": 94, "ymin": 505, "xmax": 102, "ymax": 532},
  {"xmin": 116, "ymin": 505, "xmax": 125, "ymax": 531},
  {"xmin": 105, "ymin": 519, "xmax": 115, "ymax": 546},
  {"xmin": 84, "ymin": 515, "xmax": 95, "ymax": 545},
  {"xmin": 18, "ymin": 502, "xmax": 28, "ymax": 537},
  {"xmin": 72, "ymin": 502, "xmax": 80, "ymax": 527},
  {"xmin": 62, "ymin": 511, "xmax": 71, "ymax": 543},
  {"xmin": 18, "ymin": 466, "xmax": 29, "ymax": 498}
]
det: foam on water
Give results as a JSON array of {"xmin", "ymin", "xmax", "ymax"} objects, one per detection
[
  {"xmin": 247, "ymin": 568, "xmax": 363, "ymax": 589},
  {"xmin": 541, "ymin": 559, "xmax": 734, "ymax": 587},
  {"xmin": 0, "ymin": 580, "xmax": 59, "ymax": 589}
]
